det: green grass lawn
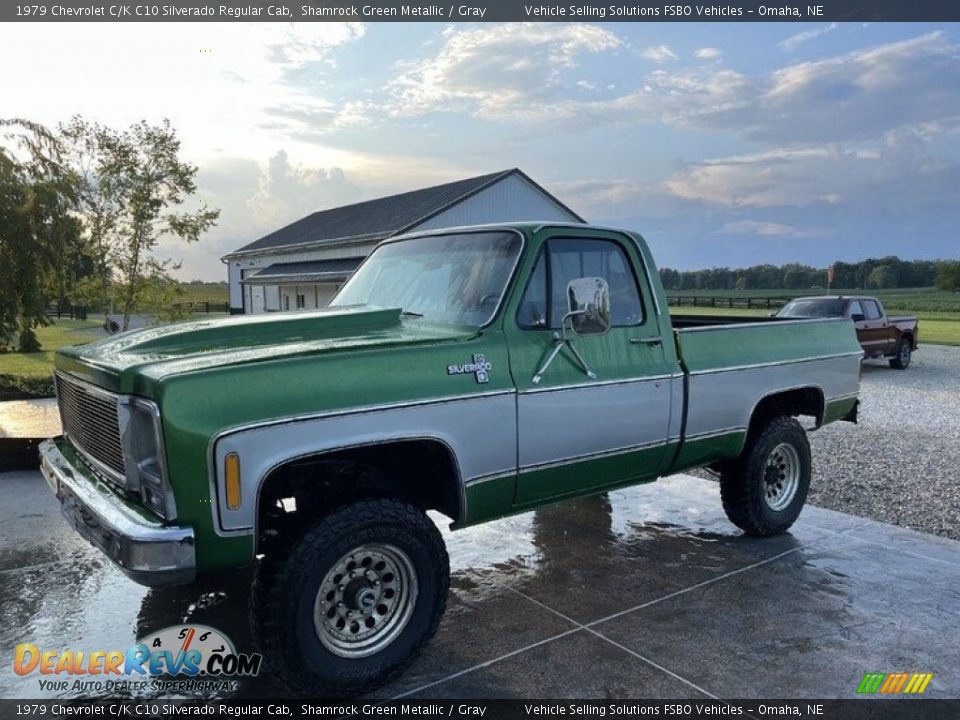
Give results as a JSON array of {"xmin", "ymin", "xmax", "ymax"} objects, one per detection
[
  {"xmin": 0, "ymin": 319, "xmax": 104, "ymax": 379},
  {"xmin": 669, "ymin": 306, "xmax": 960, "ymax": 346}
]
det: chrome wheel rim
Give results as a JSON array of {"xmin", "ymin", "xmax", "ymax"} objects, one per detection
[
  {"xmin": 763, "ymin": 443, "xmax": 800, "ymax": 511},
  {"xmin": 313, "ymin": 544, "xmax": 418, "ymax": 658}
]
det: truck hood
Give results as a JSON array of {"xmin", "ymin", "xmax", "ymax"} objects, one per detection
[{"xmin": 55, "ymin": 306, "xmax": 476, "ymax": 392}]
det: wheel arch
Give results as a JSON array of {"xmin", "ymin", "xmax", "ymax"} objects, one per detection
[
  {"xmin": 739, "ymin": 385, "xmax": 825, "ymax": 454},
  {"xmin": 253, "ymin": 436, "xmax": 465, "ymax": 554}
]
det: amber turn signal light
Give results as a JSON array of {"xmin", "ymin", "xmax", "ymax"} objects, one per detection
[{"xmin": 225, "ymin": 452, "xmax": 242, "ymax": 510}]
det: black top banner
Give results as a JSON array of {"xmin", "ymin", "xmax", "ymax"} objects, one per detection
[{"xmin": 5, "ymin": 0, "xmax": 960, "ymax": 23}]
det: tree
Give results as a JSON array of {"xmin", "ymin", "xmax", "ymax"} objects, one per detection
[
  {"xmin": 69, "ymin": 119, "xmax": 219, "ymax": 331},
  {"xmin": 59, "ymin": 117, "xmax": 119, "ymax": 320},
  {"xmin": 866, "ymin": 265, "xmax": 898, "ymax": 289},
  {"xmin": 782, "ymin": 263, "xmax": 812, "ymax": 289},
  {"xmin": 0, "ymin": 119, "xmax": 80, "ymax": 351},
  {"xmin": 936, "ymin": 261, "xmax": 960, "ymax": 293}
]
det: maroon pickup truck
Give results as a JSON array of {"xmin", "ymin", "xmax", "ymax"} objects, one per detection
[{"xmin": 775, "ymin": 295, "xmax": 919, "ymax": 369}]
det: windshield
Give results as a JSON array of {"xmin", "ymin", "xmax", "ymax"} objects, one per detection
[
  {"xmin": 330, "ymin": 231, "xmax": 522, "ymax": 326},
  {"xmin": 777, "ymin": 298, "xmax": 847, "ymax": 318}
]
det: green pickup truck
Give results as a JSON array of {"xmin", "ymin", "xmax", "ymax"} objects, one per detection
[{"xmin": 40, "ymin": 222, "xmax": 861, "ymax": 695}]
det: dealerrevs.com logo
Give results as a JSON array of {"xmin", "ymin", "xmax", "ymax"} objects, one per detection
[{"xmin": 14, "ymin": 624, "xmax": 261, "ymax": 695}]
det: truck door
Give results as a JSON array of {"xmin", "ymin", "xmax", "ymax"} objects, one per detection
[
  {"xmin": 847, "ymin": 299, "xmax": 872, "ymax": 353},
  {"xmin": 504, "ymin": 232, "xmax": 674, "ymax": 506},
  {"xmin": 860, "ymin": 299, "xmax": 889, "ymax": 356}
]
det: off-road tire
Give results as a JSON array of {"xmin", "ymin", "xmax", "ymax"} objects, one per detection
[
  {"xmin": 889, "ymin": 338, "xmax": 912, "ymax": 369},
  {"xmin": 250, "ymin": 498, "xmax": 449, "ymax": 696},
  {"xmin": 720, "ymin": 416, "xmax": 811, "ymax": 537}
]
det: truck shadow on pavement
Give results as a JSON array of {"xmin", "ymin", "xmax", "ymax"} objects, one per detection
[
  {"xmin": 4, "ymin": 475, "xmax": 957, "ymax": 700},
  {"xmin": 129, "ymin": 491, "xmax": 820, "ymax": 700}
]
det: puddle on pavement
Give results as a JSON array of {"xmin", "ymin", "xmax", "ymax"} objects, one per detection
[{"xmin": 1, "ymin": 478, "xmax": 856, "ymax": 700}]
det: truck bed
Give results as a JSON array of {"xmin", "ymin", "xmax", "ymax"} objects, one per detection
[
  {"xmin": 670, "ymin": 314, "xmax": 787, "ymax": 329},
  {"xmin": 666, "ymin": 316, "xmax": 863, "ymax": 473}
]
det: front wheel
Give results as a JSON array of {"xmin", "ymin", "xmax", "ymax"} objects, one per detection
[
  {"xmin": 889, "ymin": 338, "xmax": 912, "ymax": 369},
  {"xmin": 251, "ymin": 498, "xmax": 449, "ymax": 696},
  {"xmin": 720, "ymin": 416, "xmax": 811, "ymax": 537}
]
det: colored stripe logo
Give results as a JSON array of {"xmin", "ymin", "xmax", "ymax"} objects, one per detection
[{"xmin": 857, "ymin": 672, "xmax": 933, "ymax": 694}]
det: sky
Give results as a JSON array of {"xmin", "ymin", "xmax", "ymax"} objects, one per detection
[{"xmin": 2, "ymin": 21, "xmax": 959, "ymax": 280}]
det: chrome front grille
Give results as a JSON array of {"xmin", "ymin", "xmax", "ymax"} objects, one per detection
[{"xmin": 55, "ymin": 373, "xmax": 125, "ymax": 481}]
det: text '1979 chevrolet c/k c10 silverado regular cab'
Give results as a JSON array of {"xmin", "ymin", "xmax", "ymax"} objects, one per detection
[{"xmin": 40, "ymin": 222, "xmax": 862, "ymax": 695}]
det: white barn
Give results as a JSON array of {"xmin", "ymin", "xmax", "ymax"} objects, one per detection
[{"xmin": 222, "ymin": 168, "xmax": 584, "ymax": 314}]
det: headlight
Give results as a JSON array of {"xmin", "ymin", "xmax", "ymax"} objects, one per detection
[{"xmin": 118, "ymin": 397, "xmax": 176, "ymax": 520}]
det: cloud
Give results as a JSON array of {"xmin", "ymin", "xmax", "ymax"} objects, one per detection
[
  {"xmin": 718, "ymin": 220, "xmax": 824, "ymax": 238},
  {"xmin": 663, "ymin": 147, "xmax": 858, "ymax": 208},
  {"xmin": 693, "ymin": 47, "xmax": 722, "ymax": 60},
  {"xmin": 387, "ymin": 24, "xmax": 621, "ymax": 120},
  {"xmin": 780, "ymin": 23, "xmax": 838, "ymax": 51},
  {"xmin": 547, "ymin": 178, "xmax": 651, "ymax": 217},
  {"xmin": 265, "ymin": 23, "xmax": 366, "ymax": 71},
  {"xmin": 0, "ymin": 23, "xmax": 367, "ymax": 160},
  {"xmin": 592, "ymin": 32, "xmax": 960, "ymax": 146},
  {"xmin": 749, "ymin": 32, "xmax": 960, "ymax": 143},
  {"xmin": 642, "ymin": 45, "xmax": 678, "ymax": 62},
  {"xmin": 661, "ymin": 128, "xmax": 959, "ymax": 210},
  {"xmin": 262, "ymin": 100, "xmax": 380, "ymax": 135},
  {"xmin": 667, "ymin": 32, "xmax": 960, "ymax": 145},
  {"xmin": 381, "ymin": 31, "xmax": 960, "ymax": 148},
  {"xmin": 155, "ymin": 151, "xmax": 365, "ymax": 279},
  {"xmin": 245, "ymin": 150, "xmax": 363, "ymax": 231}
]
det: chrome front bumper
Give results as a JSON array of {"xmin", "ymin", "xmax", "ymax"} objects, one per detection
[{"xmin": 39, "ymin": 438, "xmax": 196, "ymax": 587}]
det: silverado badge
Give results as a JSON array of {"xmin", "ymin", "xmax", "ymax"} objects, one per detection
[{"xmin": 447, "ymin": 354, "xmax": 491, "ymax": 384}]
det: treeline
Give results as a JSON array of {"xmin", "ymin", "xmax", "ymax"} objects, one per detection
[{"xmin": 659, "ymin": 257, "xmax": 959, "ymax": 292}]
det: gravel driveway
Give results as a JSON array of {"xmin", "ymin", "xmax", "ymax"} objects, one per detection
[
  {"xmin": 808, "ymin": 344, "xmax": 960, "ymax": 540},
  {"xmin": 689, "ymin": 344, "xmax": 960, "ymax": 539}
]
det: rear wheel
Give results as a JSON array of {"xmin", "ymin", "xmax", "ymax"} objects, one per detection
[
  {"xmin": 889, "ymin": 338, "xmax": 912, "ymax": 369},
  {"xmin": 251, "ymin": 498, "xmax": 449, "ymax": 696},
  {"xmin": 720, "ymin": 416, "xmax": 811, "ymax": 537}
]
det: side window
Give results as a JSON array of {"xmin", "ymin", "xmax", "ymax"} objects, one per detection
[
  {"xmin": 847, "ymin": 300, "xmax": 864, "ymax": 318},
  {"xmin": 863, "ymin": 300, "xmax": 882, "ymax": 320},
  {"xmin": 517, "ymin": 251, "xmax": 548, "ymax": 329},
  {"xmin": 517, "ymin": 238, "xmax": 644, "ymax": 329}
]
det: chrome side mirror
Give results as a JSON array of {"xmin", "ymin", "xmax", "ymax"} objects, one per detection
[
  {"xmin": 565, "ymin": 277, "xmax": 611, "ymax": 336},
  {"xmin": 531, "ymin": 277, "xmax": 609, "ymax": 385}
]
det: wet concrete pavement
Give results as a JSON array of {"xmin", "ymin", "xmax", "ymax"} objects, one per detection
[
  {"xmin": 0, "ymin": 400, "xmax": 60, "ymax": 472},
  {"xmin": 0, "ymin": 399, "xmax": 60, "ymax": 439},
  {"xmin": 1, "ymin": 470, "xmax": 958, "ymax": 700}
]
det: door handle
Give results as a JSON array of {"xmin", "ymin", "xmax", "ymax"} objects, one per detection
[{"xmin": 630, "ymin": 336, "xmax": 662, "ymax": 346}]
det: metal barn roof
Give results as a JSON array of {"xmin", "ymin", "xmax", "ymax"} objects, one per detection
[{"xmin": 224, "ymin": 168, "xmax": 584, "ymax": 259}]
